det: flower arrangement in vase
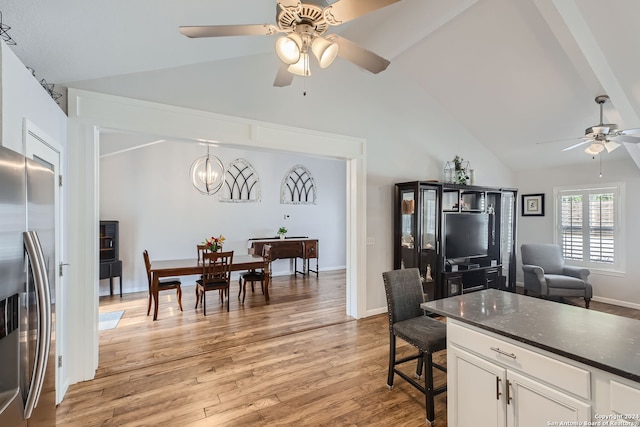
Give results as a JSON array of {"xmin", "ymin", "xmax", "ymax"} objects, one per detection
[
  {"xmin": 204, "ymin": 234, "xmax": 225, "ymax": 251},
  {"xmin": 277, "ymin": 227, "xmax": 288, "ymax": 239}
]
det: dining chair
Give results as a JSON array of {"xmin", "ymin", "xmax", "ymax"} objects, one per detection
[
  {"xmin": 143, "ymin": 250, "xmax": 183, "ymax": 316},
  {"xmin": 382, "ymin": 268, "xmax": 447, "ymax": 426},
  {"xmin": 239, "ymin": 244, "xmax": 272, "ymax": 303},
  {"xmin": 195, "ymin": 250, "xmax": 234, "ymax": 315},
  {"xmin": 197, "ymin": 244, "xmax": 209, "ymax": 263}
]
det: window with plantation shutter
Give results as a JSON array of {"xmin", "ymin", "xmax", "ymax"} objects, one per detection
[{"xmin": 555, "ymin": 184, "xmax": 623, "ymax": 272}]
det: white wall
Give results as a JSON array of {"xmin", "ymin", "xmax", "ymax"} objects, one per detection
[
  {"xmin": 68, "ymin": 54, "xmax": 516, "ymax": 314},
  {"xmin": 515, "ymin": 156, "xmax": 640, "ymax": 308},
  {"xmin": 99, "ymin": 139, "xmax": 346, "ymax": 295},
  {"xmin": 0, "ymin": 41, "xmax": 66, "ymax": 154}
]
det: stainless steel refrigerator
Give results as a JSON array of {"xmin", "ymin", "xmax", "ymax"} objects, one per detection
[{"xmin": 0, "ymin": 145, "xmax": 56, "ymax": 426}]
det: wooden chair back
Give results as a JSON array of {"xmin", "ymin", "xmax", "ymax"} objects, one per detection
[
  {"xmin": 197, "ymin": 244, "xmax": 209, "ymax": 263},
  {"xmin": 262, "ymin": 244, "xmax": 272, "ymax": 275},
  {"xmin": 143, "ymin": 250, "xmax": 152, "ymax": 288},
  {"xmin": 201, "ymin": 251, "xmax": 234, "ymax": 288}
]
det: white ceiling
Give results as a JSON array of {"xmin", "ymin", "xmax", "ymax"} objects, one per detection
[{"xmin": 2, "ymin": 0, "xmax": 640, "ymax": 170}]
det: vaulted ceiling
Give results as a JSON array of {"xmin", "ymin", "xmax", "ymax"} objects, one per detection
[{"xmin": 3, "ymin": 0, "xmax": 640, "ymax": 170}]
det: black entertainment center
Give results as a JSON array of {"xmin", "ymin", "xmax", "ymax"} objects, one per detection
[{"xmin": 394, "ymin": 181, "xmax": 517, "ymax": 300}]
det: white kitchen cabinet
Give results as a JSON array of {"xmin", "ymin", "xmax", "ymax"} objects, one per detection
[
  {"xmin": 449, "ymin": 345, "xmax": 506, "ymax": 426},
  {"xmin": 448, "ymin": 320, "xmax": 591, "ymax": 426},
  {"xmin": 422, "ymin": 290, "xmax": 640, "ymax": 425}
]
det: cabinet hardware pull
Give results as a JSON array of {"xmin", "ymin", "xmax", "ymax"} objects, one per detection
[
  {"xmin": 490, "ymin": 346, "xmax": 517, "ymax": 359},
  {"xmin": 496, "ymin": 377, "xmax": 502, "ymax": 400},
  {"xmin": 506, "ymin": 379, "xmax": 513, "ymax": 404}
]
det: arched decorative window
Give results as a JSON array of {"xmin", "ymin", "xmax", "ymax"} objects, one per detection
[
  {"xmin": 281, "ymin": 164, "xmax": 317, "ymax": 205},
  {"xmin": 219, "ymin": 158, "xmax": 261, "ymax": 203}
]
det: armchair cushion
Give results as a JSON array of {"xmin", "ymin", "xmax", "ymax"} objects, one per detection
[{"xmin": 544, "ymin": 274, "xmax": 588, "ymax": 289}]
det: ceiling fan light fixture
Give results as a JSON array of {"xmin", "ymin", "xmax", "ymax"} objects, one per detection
[
  {"xmin": 311, "ymin": 36, "xmax": 339, "ymax": 68},
  {"xmin": 585, "ymin": 143, "xmax": 604, "ymax": 155},
  {"xmin": 287, "ymin": 52, "xmax": 311, "ymax": 76},
  {"xmin": 275, "ymin": 33, "xmax": 303, "ymax": 64},
  {"xmin": 604, "ymin": 140, "xmax": 621, "ymax": 153}
]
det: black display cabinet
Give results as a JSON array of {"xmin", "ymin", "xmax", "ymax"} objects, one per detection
[
  {"xmin": 394, "ymin": 182, "xmax": 517, "ymax": 300},
  {"xmin": 99, "ymin": 220, "xmax": 123, "ymax": 297}
]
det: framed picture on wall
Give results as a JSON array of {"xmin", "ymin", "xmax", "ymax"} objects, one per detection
[{"xmin": 521, "ymin": 194, "xmax": 545, "ymax": 216}]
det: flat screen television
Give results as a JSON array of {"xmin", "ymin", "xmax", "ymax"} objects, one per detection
[{"xmin": 445, "ymin": 213, "xmax": 489, "ymax": 260}]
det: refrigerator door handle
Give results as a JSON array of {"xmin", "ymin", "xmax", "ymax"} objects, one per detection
[{"xmin": 23, "ymin": 231, "xmax": 52, "ymax": 420}]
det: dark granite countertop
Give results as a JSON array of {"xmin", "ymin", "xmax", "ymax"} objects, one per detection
[{"xmin": 421, "ymin": 289, "xmax": 640, "ymax": 383}]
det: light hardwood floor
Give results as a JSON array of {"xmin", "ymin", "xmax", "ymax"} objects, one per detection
[
  {"xmin": 57, "ymin": 271, "xmax": 639, "ymax": 426},
  {"xmin": 57, "ymin": 270, "xmax": 446, "ymax": 426}
]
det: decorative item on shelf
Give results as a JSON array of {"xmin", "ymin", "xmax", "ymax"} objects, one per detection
[
  {"xmin": 204, "ymin": 235, "xmax": 226, "ymax": 252},
  {"xmin": 0, "ymin": 12, "xmax": 17, "ymax": 46},
  {"xmin": 425, "ymin": 265, "xmax": 433, "ymax": 282},
  {"xmin": 444, "ymin": 155, "xmax": 470, "ymax": 184},
  {"xmin": 277, "ymin": 227, "xmax": 288, "ymax": 239},
  {"xmin": 401, "ymin": 199, "xmax": 415, "ymax": 215},
  {"xmin": 190, "ymin": 144, "xmax": 225, "ymax": 195}
]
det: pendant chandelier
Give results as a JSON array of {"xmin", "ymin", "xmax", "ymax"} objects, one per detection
[{"xmin": 190, "ymin": 145, "xmax": 225, "ymax": 195}]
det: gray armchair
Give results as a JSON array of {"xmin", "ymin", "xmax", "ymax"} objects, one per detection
[{"xmin": 521, "ymin": 243, "xmax": 592, "ymax": 308}]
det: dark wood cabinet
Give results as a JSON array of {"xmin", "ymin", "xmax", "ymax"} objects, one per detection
[
  {"xmin": 394, "ymin": 182, "xmax": 517, "ymax": 300},
  {"xmin": 248, "ymin": 238, "xmax": 319, "ymax": 276},
  {"xmin": 100, "ymin": 220, "xmax": 122, "ymax": 296}
]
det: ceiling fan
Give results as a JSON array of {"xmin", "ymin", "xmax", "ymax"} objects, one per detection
[
  {"xmin": 561, "ymin": 95, "xmax": 640, "ymax": 156},
  {"xmin": 179, "ymin": 0, "xmax": 401, "ymax": 87}
]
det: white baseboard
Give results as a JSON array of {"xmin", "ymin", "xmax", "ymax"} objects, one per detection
[
  {"xmin": 99, "ymin": 265, "xmax": 348, "ymax": 297},
  {"xmin": 515, "ymin": 283, "xmax": 640, "ymax": 311},
  {"xmin": 591, "ymin": 295, "xmax": 640, "ymax": 311}
]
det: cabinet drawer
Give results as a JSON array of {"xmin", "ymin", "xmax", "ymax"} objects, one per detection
[
  {"xmin": 448, "ymin": 321, "xmax": 591, "ymax": 400},
  {"xmin": 610, "ymin": 381, "xmax": 640, "ymax": 415}
]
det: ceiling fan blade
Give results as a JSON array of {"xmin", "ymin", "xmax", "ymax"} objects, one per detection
[
  {"xmin": 610, "ymin": 135, "xmax": 640, "ymax": 144},
  {"xmin": 274, "ymin": 63, "xmax": 294, "ymax": 87},
  {"xmin": 561, "ymin": 138, "xmax": 591, "ymax": 151},
  {"xmin": 328, "ymin": 35, "xmax": 390, "ymax": 74},
  {"xmin": 619, "ymin": 128, "xmax": 640, "ymax": 136},
  {"xmin": 603, "ymin": 140, "xmax": 621, "ymax": 153},
  {"xmin": 324, "ymin": 0, "xmax": 402, "ymax": 25},
  {"xmin": 179, "ymin": 24, "xmax": 281, "ymax": 38}
]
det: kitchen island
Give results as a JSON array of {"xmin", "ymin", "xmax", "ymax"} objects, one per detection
[{"xmin": 421, "ymin": 289, "xmax": 640, "ymax": 426}]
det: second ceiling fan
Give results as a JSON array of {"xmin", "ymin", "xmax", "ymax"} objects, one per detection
[
  {"xmin": 562, "ymin": 95, "xmax": 640, "ymax": 156},
  {"xmin": 179, "ymin": 0, "xmax": 401, "ymax": 87}
]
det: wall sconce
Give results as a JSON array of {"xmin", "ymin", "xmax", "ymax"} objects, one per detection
[{"xmin": 190, "ymin": 145, "xmax": 225, "ymax": 195}]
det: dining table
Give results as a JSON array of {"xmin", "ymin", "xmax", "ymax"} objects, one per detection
[{"xmin": 149, "ymin": 254, "xmax": 268, "ymax": 320}]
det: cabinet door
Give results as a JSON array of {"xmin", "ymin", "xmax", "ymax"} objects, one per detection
[
  {"xmin": 507, "ymin": 370, "xmax": 591, "ymax": 427},
  {"xmin": 449, "ymin": 345, "xmax": 506, "ymax": 427},
  {"xmin": 500, "ymin": 191, "xmax": 516, "ymax": 290},
  {"xmin": 397, "ymin": 187, "xmax": 418, "ymax": 269},
  {"xmin": 420, "ymin": 186, "xmax": 439, "ymax": 299}
]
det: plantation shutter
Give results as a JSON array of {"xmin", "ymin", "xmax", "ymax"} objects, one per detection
[
  {"xmin": 560, "ymin": 194, "xmax": 583, "ymax": 260},
  {"xmin": 588, "ymin": 193, "xmax": 615, "ymax": 263},
  {"xmin": 558, "ymin": 186, "xmax": 618, "ymax": 268}
]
